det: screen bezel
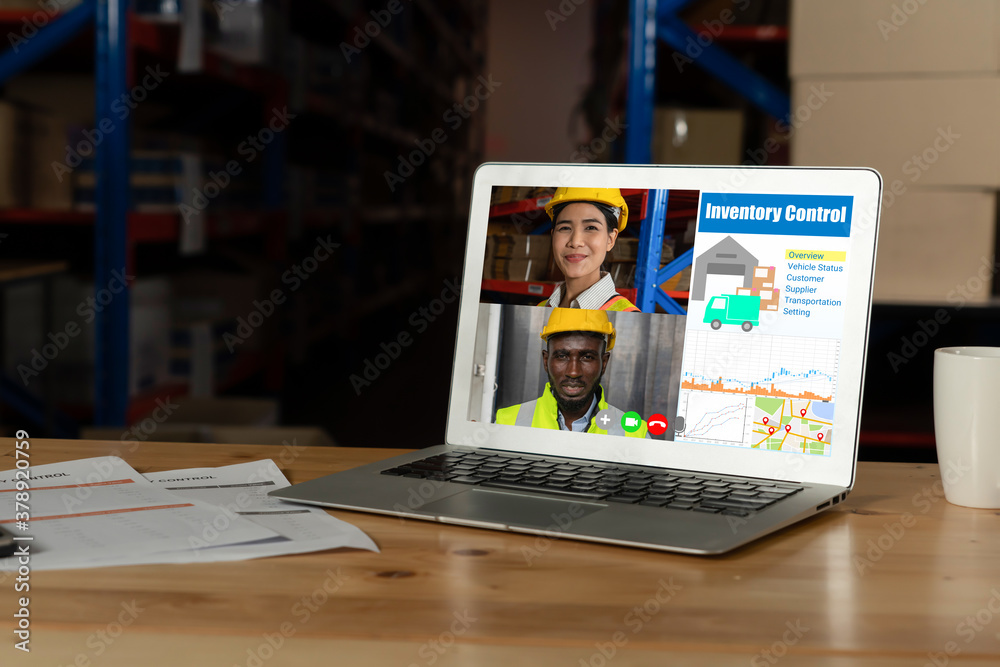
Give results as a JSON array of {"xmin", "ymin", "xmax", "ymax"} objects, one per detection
[{"xmin": 446, "ymin": 163, "xmax": 882, "ymax": 489}]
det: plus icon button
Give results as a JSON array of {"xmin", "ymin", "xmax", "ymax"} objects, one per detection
[{"xmin": 596, "ymin": 409, "xmax": 613, "ymax": 429}]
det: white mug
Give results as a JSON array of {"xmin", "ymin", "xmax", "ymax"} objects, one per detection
[{"xmin": 933, "ymin": 347, "xmax": 1000, "ymax": 508}]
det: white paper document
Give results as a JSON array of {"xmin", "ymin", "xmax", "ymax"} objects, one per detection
[
  {"xmin": 0, "ymin": 457, "xmax": 377, "ymax": 571},
  {"xmin": 139, "ymin": 459, "xmax": 378, "ymax": 561}
]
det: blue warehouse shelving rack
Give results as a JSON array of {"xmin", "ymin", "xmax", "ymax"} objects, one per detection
[
  {"xmin": 0, "ymin": 1, "xmax": 290, "ymax": 430},
  {"xmin": 0, "ymin": 1, "xmax": 487, "ymax": 434},
  {"xmin": 625, "ymin": 0, "xmax": 791, "ymax": 315},
  {"xmin": 0, "ymin": 0, "xmax": 129, "ymax": 431}
]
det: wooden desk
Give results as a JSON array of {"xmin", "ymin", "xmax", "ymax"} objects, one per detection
[{"xmin": 3, "ymin": 439, "xmax": 1000, "ymax": 666}]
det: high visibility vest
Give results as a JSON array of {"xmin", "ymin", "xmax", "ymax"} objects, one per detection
[
  {"xmin": 495, "ymin": 383, "xmax": 649, "ymax": 438},
  {"xmin": 538, "ymin": 294, "xmax": 640, "ymax": 312}
]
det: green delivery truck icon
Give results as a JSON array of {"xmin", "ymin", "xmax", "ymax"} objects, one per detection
[{"xmin": 704, "ymin": 293, "xmax": 760, "ymax": 331}]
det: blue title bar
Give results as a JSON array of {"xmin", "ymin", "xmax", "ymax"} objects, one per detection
[{"xmin": 698, "ymin": 193, "xmax": 854, "ymax": 237}]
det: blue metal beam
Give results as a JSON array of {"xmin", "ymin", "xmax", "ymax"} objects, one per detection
[
  {"xmin": 635, "ymin": 189, "xmax": 668, "ymax": 312},
  {"xmin": 94, "ymin": 0, "xmax": 130, "ymax": 426},
  {"xmin": 625, "ymin": 0, "xmax": 657, "ymax": 164},
  {"xmin": 656, "ymin": 0, "xmax": 698, "ymax": 17},
  {"xmin": 654, "ymin": 246, "xmax": 692, "ymax": 315},
  {"xmin": 654, "ymin": 287, "xmax": 687, "ymax": 315},
  {"xmin": 655, "ymin": 246, "xmax": 693, "ymax": 285},
  {"xmin": 0, "ymin": 0, "xmax": 96, "ymax": 85},
  {"xmin": 657, "ymin": 15, "xmax": 790, "ymax": 122}
]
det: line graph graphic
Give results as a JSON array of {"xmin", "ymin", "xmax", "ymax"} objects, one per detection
[
  {"xmin": 679, "ymin": 331, "xmax": 839, "ymax": 401},
  {"xmin": 681, "ymin": 392, "xmax": 747, "ymax": 443}
]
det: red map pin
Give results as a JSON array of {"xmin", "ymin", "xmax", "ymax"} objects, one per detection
[
  {"xmin": 785, "ymin": 424, "xmax": 791, "ymax": 432},
  {"xmin": 763, "ymin": 417, "xmax": 769, "ymax": 424},
  {"xmin": 800, "ymin": 409, "xmax": 807, "ymax": 417},
  {"xmin": 768, "ymin": 427, "xmax": 775, "ymax": 434},
  {"xmin": 818, "ymin": 433, "xmax": 824, "ymax": 441}
]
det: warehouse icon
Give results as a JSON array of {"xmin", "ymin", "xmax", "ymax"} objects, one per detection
[{"xmin": 690, "ymin": 236, "xmax": 758, "ymax": 301}]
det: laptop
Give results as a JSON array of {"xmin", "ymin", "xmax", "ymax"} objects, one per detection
[{"xmin": 271, "ymin": 163, "xmax": 882, "ymax": 555}]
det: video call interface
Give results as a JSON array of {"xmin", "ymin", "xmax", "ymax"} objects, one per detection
[{"xmin": 471, "ymin": 185, "xmax": 856, "ymax": 457}]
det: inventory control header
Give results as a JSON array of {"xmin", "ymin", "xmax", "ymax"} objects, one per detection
[{"xmin": 699, "ymin": 193, "xmax": 854, "ymax": 237}]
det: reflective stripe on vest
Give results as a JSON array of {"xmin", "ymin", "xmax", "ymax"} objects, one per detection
[
  {"xmin": 601, "ymin": 295, "xmax": 640, "ymax": 312},
  {"xmin": 496, "ymin": 383, "xmax": 647, "ymax": 437}
]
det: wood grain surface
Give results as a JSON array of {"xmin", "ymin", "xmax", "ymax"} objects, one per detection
[{"xmin": 2, "ymin": 438, "xmax": 999, "ymax": 666}]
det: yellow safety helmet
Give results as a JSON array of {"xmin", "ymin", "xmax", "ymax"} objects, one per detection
[
  {"xmin": 544, "ymin": 187, "xmax": 629, "ymax": 232},
  {"xmin": 540, "ymin": 308, "xmax": 616, "ymax": 352}
]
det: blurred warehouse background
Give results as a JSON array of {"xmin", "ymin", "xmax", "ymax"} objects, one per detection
[{"xmin": 0, "ymin": 0, "xmax": 997, "ymax": 463}]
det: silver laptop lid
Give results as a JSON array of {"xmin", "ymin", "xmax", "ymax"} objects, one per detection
[{"xmin": 447, "ymin": 164, "xmax": 881, "ymax": 489}]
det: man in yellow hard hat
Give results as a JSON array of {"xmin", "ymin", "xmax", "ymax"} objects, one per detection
[
  {"xmin": 538, "ymin": 187, "xmax": 640, "ymax": 312},
  {"xmin": 495, "ymin": 308, "xmax": 649, "ymax": 437}
]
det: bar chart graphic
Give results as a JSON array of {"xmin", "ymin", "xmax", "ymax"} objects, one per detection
[{"xmin": 679, "ymin": 331, "xmax": 839, "ymax": 401}]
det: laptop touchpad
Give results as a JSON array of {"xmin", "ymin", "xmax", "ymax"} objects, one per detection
[{"xmin": 421, "ymin": 489, "xmax": 605, "ymax": 529}]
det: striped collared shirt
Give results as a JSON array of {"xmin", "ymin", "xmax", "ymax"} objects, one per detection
[{"xmin": 546, "ymin": 271, "xmax": 617, "ymax": 310}]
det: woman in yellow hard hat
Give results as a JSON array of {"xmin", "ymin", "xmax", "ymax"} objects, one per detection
[{"xmin": 539, "ymin": 187, "xmax": 640, "ymax": 312}]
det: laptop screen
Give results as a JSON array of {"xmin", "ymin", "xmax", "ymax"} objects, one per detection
[{"xmin": 451, "ymin": 165, "xmax": 880, "ymax": 487}]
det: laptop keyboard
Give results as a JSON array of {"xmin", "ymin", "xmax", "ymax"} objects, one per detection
[{"xmin": 381, "ymin": 448, "xmax": 804, "ymax": 517}]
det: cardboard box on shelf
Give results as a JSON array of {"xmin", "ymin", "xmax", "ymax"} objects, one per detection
[
  {"xmin": 751, "ymin": 266, "xmax": 776, "ymax": 291},
  {"xmin": 6, "ymin": 74, "xmax": 95, "ymax": 124},
  {"xmin": 0, "ymin": 277, "xmax": 170, "ymax": 403},
  {"xmin": 661, "ymin": 238, "xmax": 676, "ymax": 264},
  {"xmin": 612, "ymin": 237, "xmax": 639, "ymax": 261},
  {"xmin": 27, "ymin": 108, "xmax": 73, "ymax": 210},
  {"xmin": 0, "ymin": 102, "xmax": 72, "ymax": 209},
  {"xmin": 131, "ymin": 278, "xmax": 174, "ymax": 395},
  {"xmin": 652, "ymin": 108, "xmax": 744, "ymax": 166},
  {"xmin": 791, "ymin": 0, "xmax": 1000, "ymax": 77},
  {"xmin": 490, "ymin": 187, "xmax": 524, "ymax": 206},
  {"xmin": 660, "ymin": 265, "xmax": 692, "ymax": 292},
  {"xmin": 207, "ymin": 0, "xmax": 279, "ymax": 66},
  {"xmin": 488, "ymin": 234, "xmax": 551, "ymax": 261},
  {"xmin": 608, "ymin": 262, "xmax": 635, "ymax": 288},
  {"xmin": 2, "ymin": 281, "xmax": 43, "ymax": 395},
  {"xmin": 29, "ymin": 275, "xmax": 173, "ymax": 404},
  {"xmin": 873, "ymin": 189, "xmax": 997, "ymax": 303},
  {"xmin": 169, "ymin": 320, "xmax": 238, "ymax": 396},
  {"xmin": 0, "ymin": 101, "xmax": 26, "ymax": 208},
  {"xmin": 485, "ymin": 258, "xmax": 548, "ymax": 282},
  {"xmin": 486, "ymin": 220, "xmax": 526, "ymax": 236},
  {"xmin": 169, "ymin": 270, "xmax": 275, "ymax": 391},
  {"xmin": 791, "ymin": 77, "xmax": 1000, "ymax": 188},
  {"xmin": 491, "ymin": 186, "xmax": 514, "ymax": 205},
  {"xmin": 491, "ymin": 186, "xmax": 551, "ymax": 206},
  {"xmin": 71, "ymin": 151, "xmax": 239, "ymax": 220},
  {"xmin": 612, "ymin": 237, "xmax": 677, "ymax": 265}
]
